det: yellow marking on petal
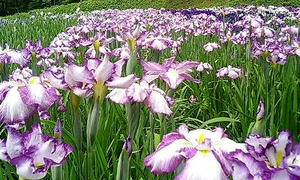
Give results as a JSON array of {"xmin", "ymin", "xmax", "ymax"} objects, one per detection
[
  {"xmin": 276, "ymin": 151, "xmax": 284, "ymax": 167},
  {"xmin": 28, "ymin": 77, "xmax": 39, "ymax": 85},
  {"xmin": 168, "ymin": 68, "xmax": 179, "ymax": 77},
  {"xmin": 198, "ymin": 133, "xmax": 205, "ymax": 144},
  {"xmin": 93, "ymin": 80, "xmax": 108, "ymax": 103},
  {"xmin": 199, "ymin": 150, "xmax": 210, "ymax": 156},
  {"xmin": 34, "ymin": 162, "xmax": 44, "ymax": 168},
  {"xmin": 182, "ymin": 141, "xmax": 193, "ymax": 145}
]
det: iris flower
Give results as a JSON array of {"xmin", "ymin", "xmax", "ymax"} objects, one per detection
[
  {"xmin": 228, "ymin": 132, "xmax": 300, "ymax": 180},
  {"xmin": 0, "ymin": 68, "xmax": 63, "ymax": 125},
  {"xmin": 64, "ymin": 56, "xmax": 137, "ymax": 98},
  {"xmin": 0, "ymin": 44, "xmax": 28, "ymax": 67},
  {"xmin": 216, "ymin": 65, "xmax": 242, "ymax": 79},
  {"xmin": 203, "ymin": 42, "xmax": 221, "ymax": 52},
  {"xmin": 145, "ymin": 124, "xmax": 246, "ymax": 179},
  {"xmin": 107, "ymin": 81, "xmax": 174, "ymax": 115},
  {"xmin": 0, "ymin": 123, "xmax": 73, "ymax": 180},
  {"xmin": 142, "ymin": 57, "xmax": 200, "ymax": 89}
]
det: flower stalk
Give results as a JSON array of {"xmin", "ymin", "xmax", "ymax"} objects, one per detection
[
  {"xmin": 70, "ymin": 91, "xmax": 83, "ymax": 151},
  {"xmin": 51, "ymin": 118, "xmax": 63, "ymax": 180}
]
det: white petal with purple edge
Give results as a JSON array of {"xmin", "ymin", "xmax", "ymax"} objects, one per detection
[{"xmin": 175, "ymin": 151, "xmax": 227, "ymax": 180}]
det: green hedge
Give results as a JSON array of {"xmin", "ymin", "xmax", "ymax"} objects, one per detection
[{"xmin": 3, "ymin": 0, "xmax": 300, "ymax": 20}]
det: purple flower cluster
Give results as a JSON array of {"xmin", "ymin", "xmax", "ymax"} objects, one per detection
[{"xmin": 145, "ymin": 124, "xmax": 300, "ymax": 180}]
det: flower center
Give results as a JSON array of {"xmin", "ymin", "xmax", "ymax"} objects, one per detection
[
  {"xmin": 276, "ymin": 151, "xmax": 284, "ymax": 168},
  {"xmin": 34, "ymin": 162, "xmax": 44, "ymax": 169},
  {"xmin": 198, "ymin": 133, "xmax": 205, "ymax": 144},
  {"xmin": 28, "ymin": 77, "xmax": 40, "ymax": 85},
  {"xmin": 167, "ymin": 68, "xmax": 179, "ymax": 76}
]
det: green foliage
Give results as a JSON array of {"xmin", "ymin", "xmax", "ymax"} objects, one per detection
[
  {"xmin": 3, "ymin": 0, "xmax": 300, "ymax": 20},
  {"xmin": 0, "ymin": 0, "xmax": 83, "ymax": 16}
]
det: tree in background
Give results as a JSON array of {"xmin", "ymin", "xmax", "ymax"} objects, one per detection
[{"xmin": 0, "ymin": 0, "xmax": 83, "ymax": 16}]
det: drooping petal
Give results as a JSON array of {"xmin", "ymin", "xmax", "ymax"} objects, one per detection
[
  {"xmin": 161, "ymin": 68, "xmax": 185, "ymax": 89},
  {"xmin": 6, "ymin": 128, "xmax": 24, "ymax": 159},
  {"xmin": 11, "ymin": 155, "xmax": 48, "ymax": 180},
  {"xmin": 106, "ymin": 74, "xmax": 138, "ymax": 89},
  {"xmin": 141, "ymin": 60, "xmax": 165, "ymax": 75},
  {"xmin": 94, "ymin": 56, "xmax": 115, "ymax": 83},
  {"xmin": 145, "ymin": 137, "xmax": 193, "ymax": 174},
  {"xmin": 0, "ymin": 87, "xmax": 35, "ymax": 124},
  {"xmin": 106, "ymin": 88, "xmax": 130, "ymax": 104},
  {"xmin": 144, "ymin": 90, "xmax": 172, "ymax": 116},
  {"xmin": 175, "ymin": 151, "xmax": 228, "ymax": 180},
  {"xmin": 19, "ymin": 82, "xmax": 59, "ymax": 111},
  {"xmin": 127, "ymin": 83, "xmax": 148, "ymax": 102},
  {"xmin": 228, "ymin": 150, "xmax": 271, "ymax": 180}
]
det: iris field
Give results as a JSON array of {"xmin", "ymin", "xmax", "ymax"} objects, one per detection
[{"xmin": 0, "ymin": 5, "xmax": 299, "ymax": 180}]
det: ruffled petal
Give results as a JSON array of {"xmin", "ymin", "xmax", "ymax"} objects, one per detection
[
  {"xmin": 145, "ymin": 138, "xmax": 193, "ymax": 174},
  {"xmin": 7, "ymin": 128, "xmax": 24, "ymax": 159},
  {"xmin": 106, "ymin": 88, "xmax": 130, "ymax": 104},
  {"xmin": 19, "ymin": 83, "xmax": 59, "ymax": 111},
  {"xmin": 127, "ymin": 83, "xmax": 148, "ymax": 102},
  {"xmin": 94, "ymin": 56, "xmax": 115, "ymax": 83},
  {"xmin": 11, "ymin": 155, "xmax": 48, "ymax": 180},
  {"xmin": 141, "ymin": 60, "xmax": 165, "ymax": 75},
  {"xmin": 106, "ymin": 74, "xmax": 138, "ymax": 89},
  {"xmin": 0, "ymin": 87, "xmax": 35, "ymax": 124},
  {"xmin": 144, "ymin": 90, "xmax": 172, "ymax": 116}
]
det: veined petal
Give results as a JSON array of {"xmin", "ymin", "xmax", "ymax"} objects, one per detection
[
  {"xmin": 41, "ymin": 67, "xmax": 69, "ymax": 90},
  {"xmin": 127, "ymin": 83, "xmax": 147, "ymax": 102},
  {"xmin": 11, "ymin": 155, "xmax": 47, "ymax": 180},
  {"xmin": 106, "ymin": 88, "xmax": 130, "ymax": 104},
  {"xmin": 142, "ymin": 74, "xmax": 160, "ymax": 83},
  {"xmin": 0, "ymin": 87, "xmax": 35, "ymax": 124},
  {"xmin": 145, "ymin": 138, "xmax": 193, "ymax": 174},
  {"xmin": 7, "ymin": 128, "xmax": 23, "ymax": 159},
  {"xmin": 94, "ymin": 56, "xmax": 115, "ymax": 83},
  {"xmin": 141, "ymin": 60, "xmax": 165, "ymax": 75},
  {"xmin": 106, "ymin": 74, "xmax": 138, "ymax": 89},
  {"xmin": 65, "ymin": 63, "xmax": 96, "ymax": 86},
  {"xmin": 19, "ymin": 83, "xmax": 59, "ymax": 111},
  {"xmin": 175, "ymin": 61, "xmax": 199, "ymax": 74},
  {"xmin": 0, "ymin": 81, "xmax": 13, "ymax": 101},
  {"xmin": 175, "ymin": 151, "xmax": 228, "ymax": 180},
  {"xmin": 144, "ymin": 90, "xmax": 172, "ymax": 116},
  {"xmin": 245, "ymin": 134, "xmax": 272, "ymax": 155},
  {"xmin": 162, "ymin": 68, "xmax": 184, "ymax": 89},
  {"xmin": 228, "ymin": 150, "xmax": 271, "ymax": 180},
  {"xmin": 33, "ymin": 138, "xmax": 73, "ymax": 166}
]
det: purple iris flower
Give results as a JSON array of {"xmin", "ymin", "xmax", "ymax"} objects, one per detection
[
  {"xmin": 107, "ymin": 81, "xmax": 174, "ymax": 116},
  {"xmin": 64, "ymin": 56, "xmax": 137, "ymax": 98},
  {"xmin": 0, "ymin": 44, "xmax": 28, "ymax": 68},
  {"xmin": 141, "ymin": 57, "xmax": 200, "ymax": 89},
  {"xmin": 196, "ymin": 62, "xmax": 213, "ymax": 72},
  {"xmin": 0, "ymin": 68, "xmax": 64, "ymax": 125},
  {"xmin": 144, "ymin": 124, "xmax": 246, "ymax": 179},
  {"xmin": 216, "ymin": 65, "xmax": 242, "ymax": 79},
  {"xmin": 203, "ymin": 42, "xmax": 221, "ymax": 52},
  {"xmin": 0, "ymin": 123, "xmax": 73, "ymax": 179},
  {"xmin": 142, "ymin": 36, "xmax": 174, "ymax": 51},
  {"xmin": 228, "ymin": 132, "xmax": 300, "ymax": 180}
]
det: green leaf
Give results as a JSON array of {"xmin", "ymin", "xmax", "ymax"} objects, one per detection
[{"xmin": 200, "ymin": 117, "xmax": 239, "ymax": 128}]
